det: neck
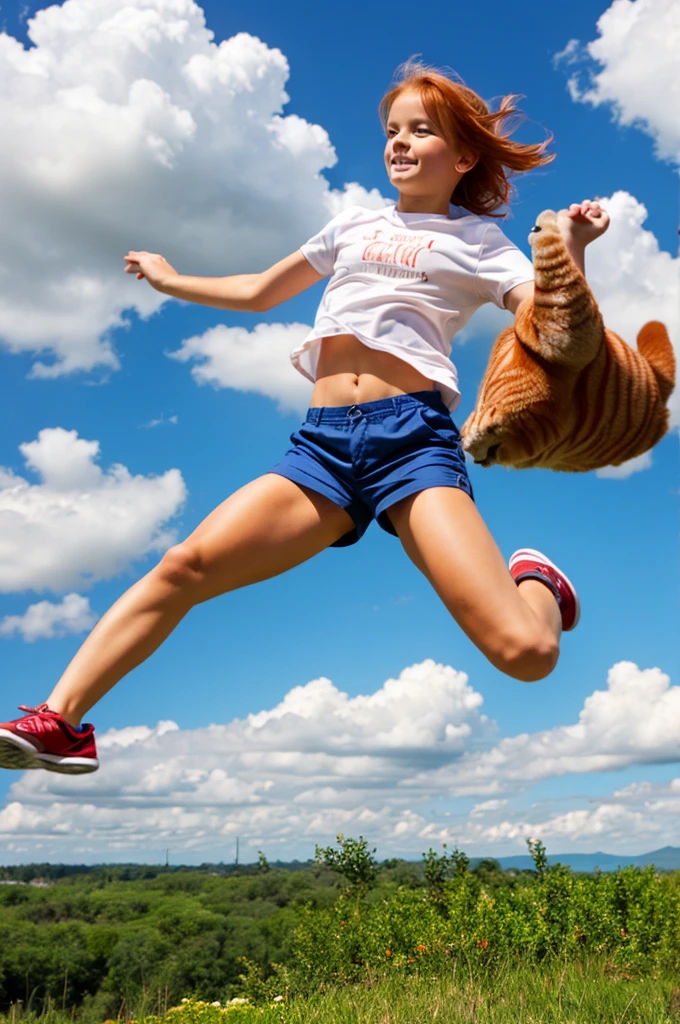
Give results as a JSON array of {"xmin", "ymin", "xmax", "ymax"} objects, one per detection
[{"xmin": 396, "ymin": 193, "xmax": 451, "ymax": 216}]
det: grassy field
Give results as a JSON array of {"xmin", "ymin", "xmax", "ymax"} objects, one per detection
[
  {"xmin": 2, "ymin": 841, "xmax": 679, "ymax": 1023},
  {"xmin": 1, "ymin": 960, "xmax": 679, "ymax": 1024}
]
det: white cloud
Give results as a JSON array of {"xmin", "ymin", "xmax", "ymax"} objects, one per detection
[
  {"xmin": 1, "ymin": 660, "xmax": 494, "ymax": 855},
  {"xmin": 470, "ymin": 799, "xmax": 507, "ymax": 816},
  {"xmin": 0, "ymin": 593, "xmax": 98, "ymax": 641},
  {"xmin": 0, "ymin": 0, "xmax": 387, "ymax": 377},
  {"xmin": 447, "ymin": 803, "xmax": 659, "ymax": 849},
  {"xmin": 167, "ymin": 321, "xmax": 314, "ymax": 414},
  {"xmin": 556, "ymin": 0, "xmax": 680, "ymax": 165},
  {"xmin": 0, "ymin": 427, "xmax": 186, "ymax": 593},
  {"xmin": 1, "ymin": 658, "xmax": 678, "ymax": 860},
  {"xmin": 411, "ymin": 661, "xmax": 680, "ymax": 798},
  {"xmin": 596, "ymin": 451, "xmax": 652, "ymax": 479},
  {"xmin": 142, "ymin": 414, "xmax": 178, "ymax": 428}
]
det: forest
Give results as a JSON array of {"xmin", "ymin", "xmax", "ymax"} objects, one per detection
[{"xmin": 0, "ymin": 838, "xmax": 678, "ymax": 1022}]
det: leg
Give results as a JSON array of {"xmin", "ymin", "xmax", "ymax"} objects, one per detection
[
  {"xmin": 387, "ymin": 487, "xmax": 561, "ymax": 682},
  {"xmin": 46, "ymin": 474, "xmax": 355, "ymax": 724}
]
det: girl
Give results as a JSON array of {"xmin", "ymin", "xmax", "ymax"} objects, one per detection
[{"xmin": 0, "ymin": 63, "xmax": 609, "ymax": 774}]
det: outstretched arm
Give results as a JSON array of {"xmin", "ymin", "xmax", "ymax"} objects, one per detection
[
  {"xmin": 122, "ymin": 249, "xmax": 325, "ymax": 313},
  {"xmin": 504, "ymin": 199, "xmax": 610, "ymax": 314}
]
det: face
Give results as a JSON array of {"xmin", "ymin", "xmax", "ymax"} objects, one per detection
[{"xmin": 384, "ymin": 89, "xmax": 474, "ymax": 210}]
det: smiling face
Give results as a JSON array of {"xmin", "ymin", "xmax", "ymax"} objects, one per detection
[{"xmin": 383, "ymin": 88, "xmax": 476, "ymax": 214}]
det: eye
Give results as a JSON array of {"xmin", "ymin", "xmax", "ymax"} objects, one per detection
[{"xmin": 530, "ymin": 225, "xmax": 542, "ymax": 233}]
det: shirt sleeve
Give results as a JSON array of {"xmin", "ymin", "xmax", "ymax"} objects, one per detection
[
  {"xmin": 299, "ymin": 206, "xmax": 359, "ymax": 277},
  {"xmin": 475, "ymin": 221, "xmax": 535, "ymax": 308}
]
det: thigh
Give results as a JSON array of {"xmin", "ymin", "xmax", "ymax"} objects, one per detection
[
  {"xmin": 386, "ymin": 487, "xmax": 535, "ymax": 656},
  {"xmin": 174, "ymin": 473, "xmax": 355, "ymax": 603}
]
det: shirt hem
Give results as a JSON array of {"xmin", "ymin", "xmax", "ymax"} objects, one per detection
[{"xmin": 290, "ymin": 328, "xmax": 462, "ymax": 413}]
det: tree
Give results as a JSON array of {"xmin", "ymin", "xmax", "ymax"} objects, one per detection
[
  {"xmin": 527, "ymin": 837, "xmax": 549, "ymax": 880},
  {"xmin": 257, "ymin": 852, "xmax": 270, "ymax": 873},
  {"xmin": 314, "ymin": 835, "xmax": 378, "ymax": 888},
  {"xmin": 422, "ymin": 844, "xmax": 469, "ymax": 888}
]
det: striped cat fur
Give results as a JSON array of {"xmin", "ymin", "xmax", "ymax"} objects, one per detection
[{"xmin": 461, "ymin": 210, "xmax": 675, "ymax": 472}]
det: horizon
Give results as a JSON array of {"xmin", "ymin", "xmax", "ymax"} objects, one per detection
[{"xmin": 3, "ymin": 842, "xmax": 680, "ymax": 871}]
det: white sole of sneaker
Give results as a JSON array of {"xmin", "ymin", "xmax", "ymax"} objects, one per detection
[
  {"xmin": 509, "ymin": 547, "xmax": 581, "ymax": 630},
  {"xmin": 0, "ymin": 731, "xmax": 99, "ymax": 774}
]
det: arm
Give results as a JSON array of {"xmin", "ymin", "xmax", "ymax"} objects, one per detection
[
  {"xmin": 503, "ymin": 199, "xmax": 610, "ymax": 315},
  {"xmin": 123, "ymin": 249, "xmax": 326, "ymax": 313}
]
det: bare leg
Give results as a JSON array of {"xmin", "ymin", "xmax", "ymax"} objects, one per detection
[
  {"xmin": 46, "ymin": 474, "xmax": 354, "ymax": 725},
  {"xmin": 387, "ymin": 487, "xmax": 561, "ymax": 682}
]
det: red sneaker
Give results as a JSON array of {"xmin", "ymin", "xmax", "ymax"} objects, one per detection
[
  {"xmin": 0, "ymin": 705, "xmax": 99, "ymax": 774},
  {"xmin": 509, "ymin": 548, "xmax": 581, "ymax": 631}
]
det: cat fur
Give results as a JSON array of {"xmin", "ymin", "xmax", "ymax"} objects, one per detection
[{"xmin": 461, "ymin": 210, "xmax": 675, "ymax": 472}]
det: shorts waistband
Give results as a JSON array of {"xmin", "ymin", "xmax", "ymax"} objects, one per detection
[{"xmin": 305, "ymin": 390, "xmax": 447, "ymax": 425}]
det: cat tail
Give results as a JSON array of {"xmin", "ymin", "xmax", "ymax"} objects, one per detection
[{"xmin": 637, "ymin": 321, "xmax": 675, "ymax": 403}]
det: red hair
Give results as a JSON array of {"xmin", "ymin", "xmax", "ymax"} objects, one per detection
[{"xmin": 379, "ymin": 60, "xmax": 554, "ymax": 218}]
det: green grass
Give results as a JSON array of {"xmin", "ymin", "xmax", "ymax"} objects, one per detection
[{"xmin": 2, "ymin": 960, "xmax": 679, "ymax": 1024}]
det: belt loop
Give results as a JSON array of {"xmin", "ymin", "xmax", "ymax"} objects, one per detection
[{"xmin": 307, "ymin": 406, "xmax": 322, "ymax": 426}]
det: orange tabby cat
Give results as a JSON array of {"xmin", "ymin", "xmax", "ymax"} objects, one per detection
[{"xmin": 461, "ymin": 210, "xmax": 675, "ymax": 471}]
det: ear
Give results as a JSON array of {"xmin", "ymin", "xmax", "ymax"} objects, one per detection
[{"xmin": 455, "ymin": 152, "xmax": 478, "ymax": 174}]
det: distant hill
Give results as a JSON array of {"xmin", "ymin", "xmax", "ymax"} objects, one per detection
[
  {"xmin": 2, "ymin": 848, "xmax": 680, "ymax": 880},
  {"xmin": 486, "ymin": 846, "xmax": 680, "ymax": 873}
]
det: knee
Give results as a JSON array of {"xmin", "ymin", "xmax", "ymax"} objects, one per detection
[
  {"xmin": 490, "ymin": 628, "xmax": 560, "ymax": 683},
  {"xmin": 156, "ymin": 543, "xmax": 204, "ymax": 589}
]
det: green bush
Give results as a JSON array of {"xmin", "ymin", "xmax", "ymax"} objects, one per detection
[{"xmin": 1, "ymin": 841, "xmax": 680, "ymax": 1019}]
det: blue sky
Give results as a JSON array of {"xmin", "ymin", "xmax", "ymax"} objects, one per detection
[{"xmin": 0, "ymin": 0, "xmax": 678, "ymax": 864}]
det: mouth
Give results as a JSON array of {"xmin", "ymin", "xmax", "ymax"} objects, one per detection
[
  {"xmin": 476, "ymin": 444, "xmax": 500, "ymax": 468},
  {"xmin": 390, "ymin": 158, "xmax": 417, "ymax": 172}
]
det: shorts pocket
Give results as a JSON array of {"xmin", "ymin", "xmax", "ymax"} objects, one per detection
[{"xmin": 418, "ymin": 405, "xmax": 461, "ymax": 445}]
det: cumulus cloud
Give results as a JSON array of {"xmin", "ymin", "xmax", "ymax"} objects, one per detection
[
  {"xmin": 167, "ymin": 321, "xmax": 314, "ymax": 414},
  {"xmin": 0, "ymin": 0, "xmax": 387, "ymax": 377},
  {"xmin": 0, "ymin": 427, "xmax": 186, "ymax": 593},
  {"xmin": 1, "ymin": 658, "xmax": 678, "ymax": 860},
  {"xmin": 410, "ymin": 661, "xmax": 680, "ymax": 798},
  {"xmin": 445, "ymin": 803, "xmax": 660, "ymax": 849},
  {"xmin": 463, "ymin": 776, "xmax": 680, "ymax": 852},
  {"xmin": 1, "ymin": 660, "xmax": 494, "ymax": 856},
  {"xmin": 555, "ymin": 0, "xmax": 680, "ymax": 165},
  {"xmin": 0, "ymin": 593, "xmax": 98, "ymax": 641}
]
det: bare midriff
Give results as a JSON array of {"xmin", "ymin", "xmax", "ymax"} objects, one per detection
[{"xmin": 310, "ymin": 333, "xmax": 435, "ymax": 408}]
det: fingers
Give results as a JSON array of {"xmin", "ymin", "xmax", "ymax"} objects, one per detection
[
  {"xmin": 124, "ymin": 251, "xmax": 152, "ymax": 280},
  {"xmin": 123, "ymin": 251, "xmax": 167, "ymax": 281},
  {"xmin": 568, "ymin": 199, "xmax": 605, "ymax": 220}
]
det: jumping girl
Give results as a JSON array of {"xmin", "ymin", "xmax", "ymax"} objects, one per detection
[{"xmin": 0, "ymin": 63, "xmax": 609, "ymax": 774}]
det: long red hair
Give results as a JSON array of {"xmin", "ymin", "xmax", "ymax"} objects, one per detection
[{"xmin": 379, "ymin": 60, "xmax": 554, "ymax": 217}]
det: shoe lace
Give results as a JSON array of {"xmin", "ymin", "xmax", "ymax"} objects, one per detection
[{"xmin": 18, "ymin": 704, "xmax": 52, "ymax": 716}]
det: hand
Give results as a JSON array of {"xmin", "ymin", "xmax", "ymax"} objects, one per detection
[
  {"xmin": 557, "ymin": 200, "xmax": 610, "ymax": 247},
  {"xmin": 124, "ymin": 251, "xmax": 178, "ymax": 291}
]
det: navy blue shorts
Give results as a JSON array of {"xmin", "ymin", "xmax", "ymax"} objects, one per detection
[{"xmin": 269, "ymin": 390, "xmax": 474, "ymax": 547}]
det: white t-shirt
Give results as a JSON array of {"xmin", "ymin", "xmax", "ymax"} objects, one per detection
[{"xmin": 293, "ymin": 202, "xmax": 534, "ymax": 413}]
